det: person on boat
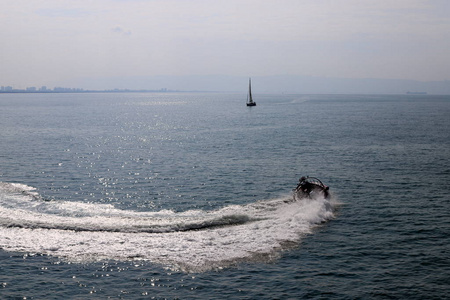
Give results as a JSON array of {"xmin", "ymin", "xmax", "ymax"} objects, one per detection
[
  {"xmin": 297, "ymin": 177, "xmax": 312, "ymax": 194},
  {"xmin": 323, "ymin": 185, "xmax": 330, "ymax": 198}
]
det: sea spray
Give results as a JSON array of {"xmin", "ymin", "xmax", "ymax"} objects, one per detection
[{"xmin": 0, "ymin": 182, "xmax": 335, "ymax": 272}]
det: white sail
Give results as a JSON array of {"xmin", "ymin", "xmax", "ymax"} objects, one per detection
[{"xmin": 246, "ymin": 78, "xmax": 256, "ymax": 106}]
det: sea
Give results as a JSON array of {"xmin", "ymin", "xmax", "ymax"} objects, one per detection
[{"xmin": 0, "ymin": 92, "xmax": 449, "ymax": 299}]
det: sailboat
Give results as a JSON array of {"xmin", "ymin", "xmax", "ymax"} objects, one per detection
[{"xmin": 246, "ymin": 78, "xmax": 256, "ymax": 106}]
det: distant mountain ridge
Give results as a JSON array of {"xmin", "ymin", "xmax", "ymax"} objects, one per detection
[{"xmin": 70, "ymin": 75, "xmax": 450, "ymax": 94}]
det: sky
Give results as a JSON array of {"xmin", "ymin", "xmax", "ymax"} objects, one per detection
[{"xmin": 1, "ymin": 0, "xmax": 450, "ymax": 90}]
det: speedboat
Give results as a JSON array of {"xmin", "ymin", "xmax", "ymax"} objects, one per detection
[{"xmin": 294, "ymin": 176, "xmax": 330, "ymax": 200}]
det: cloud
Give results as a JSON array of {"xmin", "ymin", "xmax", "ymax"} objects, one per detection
[{"xmin": 112, "ymin": 26, "xmax": 132, "ymax": 36}]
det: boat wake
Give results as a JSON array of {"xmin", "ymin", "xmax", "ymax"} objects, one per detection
[{"xmin": 0, "ymin": 182, "xmax": 336, "ymax": 272}]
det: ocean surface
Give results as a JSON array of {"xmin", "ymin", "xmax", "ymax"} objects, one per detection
[{"xmin": 0, "ymin": 92, "xmax": 449, "ymax": 299}]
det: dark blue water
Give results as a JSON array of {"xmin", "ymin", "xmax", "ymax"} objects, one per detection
[{"xmin": 0, "ymin": 93, "xmax": 449, "ymax": 299}]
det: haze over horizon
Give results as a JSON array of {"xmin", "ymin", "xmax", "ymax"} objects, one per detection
[{"xmin": 1, "ymin": 0, "xmax": 450, "ymax": 93}]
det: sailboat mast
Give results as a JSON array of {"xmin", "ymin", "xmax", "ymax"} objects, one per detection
[{"xmin": 248, "ymin": 78, "xmax": 253, "ymax": 103}]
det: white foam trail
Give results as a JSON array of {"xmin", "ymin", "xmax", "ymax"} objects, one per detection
[{"xmin": 0, "ymin": 182, "xmax": 336, "ymax": 272}]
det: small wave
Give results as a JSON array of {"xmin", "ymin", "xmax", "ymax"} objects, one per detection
[
  {"xmin": 0, "ymin": 182, "xmax": 41, "ymax": 199},
  {"xmin": 0, "ymin": 182, "xmax": 336, "ymax": 272},
  {"xmin": 0, "ymin": 183, "xmax": 255, "ymax": 233},
  {"xmin": 0, "ymin": 213, "xmax": 253, "ymax": 233}
]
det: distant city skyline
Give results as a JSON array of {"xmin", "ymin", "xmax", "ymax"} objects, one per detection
[
  {"xmin": 1, "ymin": 1, "xmax": 449, "ymax": 92},
  {"xmin": 0, "ymin": 85, "xmax": 174, "ymax": 93}
]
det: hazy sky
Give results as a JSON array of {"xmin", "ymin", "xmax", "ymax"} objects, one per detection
[{"xmin": 1, "ymin": 0, "xmax": 449, "ymax": 88}]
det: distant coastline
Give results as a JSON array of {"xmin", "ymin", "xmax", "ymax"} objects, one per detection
[
  {"xmin": 406, "ymin": 91, "xmax": 428, "ymax": 95},
  {"xmin": 2, "ymin": 75, "xmax": 449, "ymax": 94},
  {"xmin": 0, "ymin": 87, "xmax": 181, "ymax": 94}
]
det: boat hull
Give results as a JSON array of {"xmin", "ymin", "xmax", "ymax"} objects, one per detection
[{"xmin": 294, "ymin": 185, "xmax": 329, "ymax": 200}]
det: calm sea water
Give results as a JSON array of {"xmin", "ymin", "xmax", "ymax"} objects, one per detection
[{"xmin": 0, "ymin": 93, "xmax": 449, "ymax": 299}]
